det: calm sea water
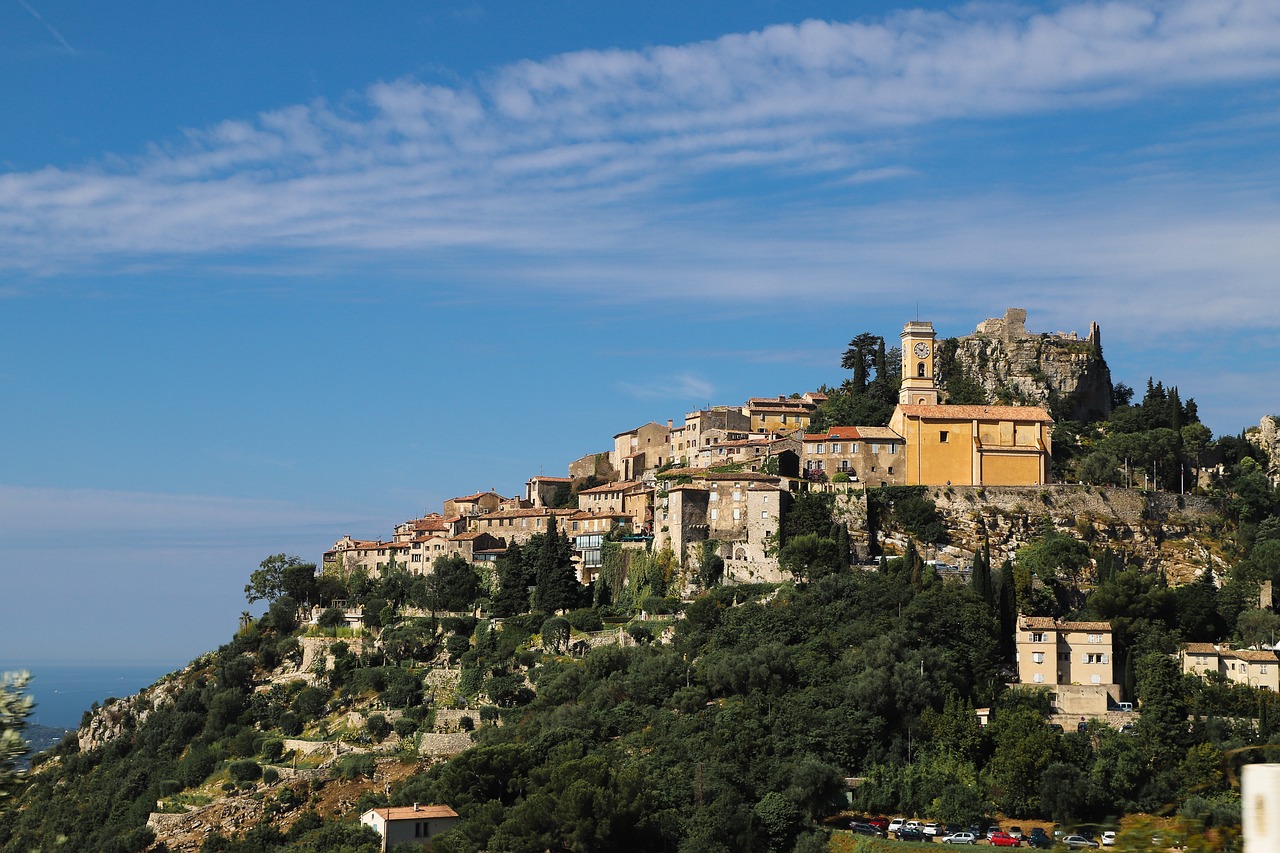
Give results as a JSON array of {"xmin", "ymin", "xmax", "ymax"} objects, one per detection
[{"xmin": 0, "ymin": 662, "xmax": 184, "ymax": 730}]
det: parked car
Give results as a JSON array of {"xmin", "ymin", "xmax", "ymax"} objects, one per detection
[
  {"xmin": 867, "ymin": 817, "xmax": 890, "ymax": 831},
  {"xmin": 850, "ymin": 822, "xmax": 886, "ymax": 837},
  {"xmin": 1007, "ymin": 826, "xmax": 1024, "ymax": 840},
  {"xmin": 1061, "ymin": 836, "xmax": 1099, "ymax": 848},
  {"xmin": 897, "ymin": 827, "xmax": 931, "ymax": 842},
  {"xmin": 1024, "ymin": 831, "xmax": 1053, "ymax": 849},
  {"xmin": 889, "ymin": 818, "xmax": 906, "ymax": 834},
  {"xmin": 924, "ymin": 823, "xmax": 942, "ymax": 836},
  {"xmin": 940, "ymin": 831, "xmax": 977, "ymax": 845},
  {"xmin": 1100, "ymin": 830, "xmax": 1116, "ymax": 847},
  {"xmin": 986, "ymin": 826, "xmax": 1003, "ymax": 840},
  {"xmin": 989, "ymin": 831, "xmax": 1021, "ymax": 847}
]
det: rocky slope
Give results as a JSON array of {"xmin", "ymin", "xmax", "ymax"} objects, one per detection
[{"xmin": 944, "ymin": 307, "xmax": 1113, "ymax": 421}]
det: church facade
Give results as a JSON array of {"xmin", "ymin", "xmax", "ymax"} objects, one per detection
[{"xmin": 886, "ymin": 319, "xmax": 1054, "ymax": 487}]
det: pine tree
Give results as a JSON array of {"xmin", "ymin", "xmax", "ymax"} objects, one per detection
[{"xmin": 533, "ymin": 517, "xmax": 580, "ymax": 613}]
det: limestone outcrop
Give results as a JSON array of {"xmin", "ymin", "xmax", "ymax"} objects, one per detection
[{"xmin": 945, "ymin": 308, "xmax": 1113, "ymax": 421}]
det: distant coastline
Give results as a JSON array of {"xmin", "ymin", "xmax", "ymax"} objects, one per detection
[{"xmin": 0, "ymin": 661, "xmax": 184, "ymax": 730}]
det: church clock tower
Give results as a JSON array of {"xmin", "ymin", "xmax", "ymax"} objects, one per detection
[{"xmin": 899, "ymin": 320, "xmax": 939, "ymax": 406}]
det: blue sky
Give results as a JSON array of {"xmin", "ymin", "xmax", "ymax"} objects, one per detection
[{"xmin": 2, "ymin": 0, "xmax": 1279, "ymax": 663}]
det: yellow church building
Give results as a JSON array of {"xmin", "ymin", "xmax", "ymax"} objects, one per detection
[{"xmin": 887, "ymin": 319, "xmax": 1053, "ymax": 487}]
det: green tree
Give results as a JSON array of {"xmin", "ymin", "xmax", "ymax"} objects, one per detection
[
  {"xmin": 778, "ymin": 533, "xmax": 844, "ymax": 584},
  {"xmin": 532, "ymin": 518, "xmax": 580, "ymax": 613},
  {"xmin": 427, "ymin": 555, "xmax": 482, "ymax": 612},
  {"xmin": 0, "ymin": 670, "xmax": 32, "ymax": 803},
  {"xmin": 245, "ymin": 554, "xmax": 317, "ymax": 605}
]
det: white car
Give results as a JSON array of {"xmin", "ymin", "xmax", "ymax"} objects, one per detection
[
  {"xmin": 941, "ymin": 831, "xmax": 977, "ymax": 845},
  {"xmin": 888, "ymin": 818, "xmax": 906, "ymax": 834},
  {"xmin": 1100, "ymin": 831, "xmax": 1116, "ymax": 847},
  {"xmin": 924, "ymin": 823, "xmax": 942, "ymax": 836}
]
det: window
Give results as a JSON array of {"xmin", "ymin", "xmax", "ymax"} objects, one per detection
[
  {"xmin": 1083, "ymin": 653, "xmax": 1108, "ymax": 664},
  {"xmin": 851, "ymin": 444, "xmax": 859, "ymax": 453},
  {"xmin": 709, "ymin": 508, "xmax": 718, "ymax": 520},
  {"xmin": 1032, "ymin": 673, "xmax": 1044, "ymax": 683},
  {"xmin": 761, "ymin": 511, "xmax": 769, "ymax": 519},
  {"xmin": 1091, "ymin": 674, "xmax": 1102, "ymax": 684},
  {"xmin": 411, "ymin": 554, "xmax": 421, "ymax": 563},
  {"xmin": 814, "ymin": 444, "xmax": 824, "ymax": 454},
  {"xmin": 733, "ymin": 490, "xmax": 742, "ymax": 501},
  {"xmin": 888, "ymin": 444, "xmax": 898, "ymax": 454},
  {"xmin": 710, "ymin": 492, "xmax": 718, "ymax": 501},
  {"xmin": 887, "ymin": 466, "xmax": 893, "ymax": 474},
  {"xmin": 1033, "ymin": 652, "xmax": 1044, "ymax": 664},
  {"xmin": 732, "ymin": 508, "xmax": 741, "ymax": 520},
  {"xmin": 917, "ymin": 362, "xmax": 926, "ymax": 377},
  {"xmin": 831, "ymin": 443, "xmax": 841, "ymax": 453},
  {"xmin": 871, "ymin": 443, "xmax": 881, "ymax": 454},
  {"xmin": 1264, "ymin": 665, "xmax": 1270, "ymax": 674},
  {"xmin": 1088, "ymin": 633, "xmax": 1103, "ymax": 644},
  {"xmin": 939, "ymin": 431, "xmax": 949, "ymax": 443},
  {"xmin": 1030, "ymin": 632, "xmax": 1045, "ymax": 642}
]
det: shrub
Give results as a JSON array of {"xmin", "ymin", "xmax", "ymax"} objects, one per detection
[
  {"xmin": 366, "ymin": 714, "xmax": 391, "ymax": 743},
  {"xmin": 566, "ymin": 608, "xmax": 604, "ymax": 632},
  {"xmin": 262, "ymin": 767, "xmax": 280, "ymax": 785},
  {"xmin": 228, "ymin": 760, "xmax": 262, "ymax": 783},
  {"xmin": 393, "ymin": 717, "xmax": 418, "ymax": 738},
  {"xmin": 260, "ymin": 738, "xmax": 284, "ymax": 762},
  {"xmin": 458, "ymin": 716, "xmax": 475, "ymax": 732},
  {"xmin": 336, "ymin": 753, "xmax": 376, "ymax": 780}
]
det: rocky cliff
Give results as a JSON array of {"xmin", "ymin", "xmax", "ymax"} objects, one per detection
[{"xmin": 943, "ymin": 308, "xmax": 1113, "ymax": 421}]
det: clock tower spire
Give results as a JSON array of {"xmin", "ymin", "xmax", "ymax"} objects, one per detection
[{"xmin": 899, "ymin": 320, "xmax": 939, "ymax": 406}]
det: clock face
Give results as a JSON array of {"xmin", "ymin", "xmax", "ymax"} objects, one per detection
[{"xmin": 914, "ymin": 341, "xmax": 930, "ymax": 359}]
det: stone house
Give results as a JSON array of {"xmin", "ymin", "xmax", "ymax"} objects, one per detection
[
  {"xmin": 670, "ymin": 407, "xmax": 752, "ymax": 466},
  {"xmin": 1016, "ymin": 615, "xmax": 1118, "ymax": 715},
  {"xmin": 1182, "ymin": 643, "xmax": 1280, "ymax": 691},
  {"xmin": 658, "ymin": 472, "xmax": 790, "ymax": 576},
  {"xmin": 468, "ymin": 507, "xmax": 578, "ymax": 545},
  {"xmin": 442, "ymin": 491, "xmax": 506, "ymax": 518},
  {"xmin": 612, "ymin": 422, "xmax": 671, "ymax": 480},
  {"xmin": 743, "ymin": 395, "xmax": 815, "ymax": 434},
  {"xmin": 800, "ymin": 426, "xmax": 905, "ymax": 485},
  {"xmin": 525, "ymin": 475, "xmax": 572, "ymax": 508},
  {"xmin": 360, "ymin": 804, "xmax": 459, "ymax": 851}
]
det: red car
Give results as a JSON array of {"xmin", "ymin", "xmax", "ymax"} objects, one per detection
[
  {"xmin": 867, "ymin": 818, "xmax": 890, "ymax": 831},
  {"xmin": 989, "ymin": 832, "xmax": 1022, "ymax": 847}
]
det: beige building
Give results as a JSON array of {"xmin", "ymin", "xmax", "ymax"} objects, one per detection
[
  {"xmin": 670, "ymin": 407, "xmax": 753, "ymax": 466},
  {"xmin": 525, "ymin": 476, "xmax": 572, "ymax": 508},
  {"xmin": 612, "ymin": 422, "xmax": 671, "ymax": 480},
  {"xmin": 743, "ymin": 395, "xmax": 815, "ymax": 433},
  {"xmin": 800, "ymin": 426, "xmax": 905, "ymax": 485},
  {"xmin": 360, "ymin": 804, "xmax": 459, "ymax": 851},
  {"xmin": 1182, "ymin": 643, "xmax": 1280, "ymax": 691},
  {"xmin": 658, "ymin": 472, "xmax": 790, "ymax": 576},
  {"xmin": 469, "ymin": 507, "xmax": 578, "ymax": 544},
  {"xmin": 576, "ymin": 479, "xmax": 652, "ymax": 532},
  {"xmin": 443, "ymin": 491, "xmax": 506, "ymax": 518},
  {"xmin": 1017, "ymin": 615, "xmax": 1118, "ymax": 715}
]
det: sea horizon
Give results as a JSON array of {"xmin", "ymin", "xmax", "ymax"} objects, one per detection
[{"xmin": 1, "ymin": 660, "xmax": 188, "ymax": 730}]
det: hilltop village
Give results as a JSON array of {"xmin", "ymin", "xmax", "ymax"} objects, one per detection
[
  {"xmin": 9, "ymin": 308, "xmax": 1280, "ymax": 853},
  {"xmin": 326, "ymin": 313, "xmax": 1059, "ymax": 589}
]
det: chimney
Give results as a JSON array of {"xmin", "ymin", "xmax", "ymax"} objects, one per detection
[
  {"xmin": 668, "ymin": 419, "xmax": 673, "ymax": 429},
  {"xmin": 413, "ymin": 803, "xmax": 420, "ymax": 812}
]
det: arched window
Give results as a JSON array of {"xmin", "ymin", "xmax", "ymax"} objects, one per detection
[{"xmin": 917, "ymin": 362, "xmax": 926, "ymax": 377}]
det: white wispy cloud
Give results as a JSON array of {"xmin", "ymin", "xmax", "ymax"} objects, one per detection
[
  {"xmin": 619, "ymin": 373, "xmax": 716, "ymax": 402},
  {"xmin": 1, "ymin": 0, "xmax": 1279, "ymax": 350}
]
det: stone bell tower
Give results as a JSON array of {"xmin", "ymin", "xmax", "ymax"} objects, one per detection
[{"xmin": 899, "ymin": 320, "xmax": 939, "ymax": 406}]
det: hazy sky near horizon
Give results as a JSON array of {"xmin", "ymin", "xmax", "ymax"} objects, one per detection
[{"xmin": 3, "ymin": 0, "xmax": 1279, "ymax": 664}]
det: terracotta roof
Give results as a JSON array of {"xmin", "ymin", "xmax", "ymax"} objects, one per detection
[
  {"xmin": 1223, "ymin": 648, "xmax": 1280, "ymax": 662},
  {"xmin": 578, "ymin": 479, "xmax": 644, "ymax": 495},
  {"xmin": 704, "ymin": 472, "xmax": 781, "ymax": 482},
  {"xmin": 452, "ymin": 532, "xmax": 486, "ymax": 540},
  {"xmin": 479, "ymin": 507, "xmax": 577, "ymax": 519},
  {"xmin": 370, "ymin": 805, "xmax": 459, "ymax": 821},
  {"xmin": 613, "ymin": 422, "xmax": 670, "ymax": 439},
  {"xmin": 825, "ymin": 426, "xmax": 863, "ymax": 439},
  {"xmin": 750, "ymin": 405, "xmax": 814, "ymax": 415},
  {"xmin": 1020, "ymin": 616, "xmax": 1110, "ymax": 632},
  {"xmin": 896, "ymin": 404, "xmax": 1053, "ymax": 423},
  {"xmin": 567, "ymin": 509, "xmax": 630, "ymax": 520},
  {"xmin": 1184, "ymin": 643, "xmax": 1218, "ymax": 655},
  {"xmin": 528, "ymin": 476, "xmax": 572, "ymax": 482},
  {"xmin": 854, "ymin": 427, "xmax": 903, "ymax": 440},
  {"xmin": 450, "ymin": 491, "xmax": 502, "ymax": 503},
  {"xmin": 667, "ymin": 484, "xmax": 709, "ymax": 493}
]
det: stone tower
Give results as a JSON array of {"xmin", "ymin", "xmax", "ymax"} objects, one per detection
[{"xmin": 899, "ymin": 320, "xmax": 939, "ymax": 405}]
